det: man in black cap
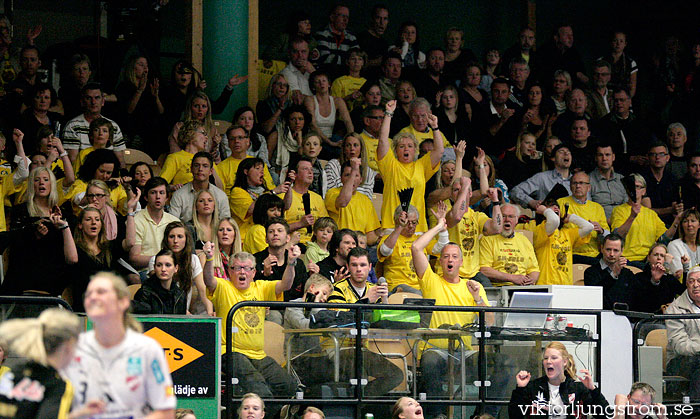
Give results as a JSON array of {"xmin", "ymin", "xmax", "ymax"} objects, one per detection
[{"xmin": 511, "ymin": 143, "xmax": 573, "ymax": 210}]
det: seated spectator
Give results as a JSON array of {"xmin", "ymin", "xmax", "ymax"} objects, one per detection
[
  {"xmin": 327, "ymin": 247, "xmax": 403, "ymax": 397},
  {"xmin": 507, "ymin": 57, "xmax": 530, "ymax": 108},
  {"xmin": 325, "ymin": 132, "xmax": 377, "ymax": 199},
  {"xmin": 587, "ymin": 60, "xmax": 612, "ymax": 121},
  {"xmin": 502, "ymin": 26, "xmax": 538, "ymax": 77},
  {"xmin": 304, "ymin": 216, "xmax": 338, "ymax": 265},
  {"xmin": 169, "ymin": 151, "xmax": 230, "ymax": 223},
  {"xmin": 611, "ymin": 383, "xmax": 665, "ymax": 419},
  {"xmin": 268, "ymin": 105, "xmax": 311, "ymax": 177},
  {"xmin": 302, "ymin": 407, "xmax": 326, "ymax": 419},
  {"xmin": 63, "ymin": 149, "xmax": 129, "ymax": 216},
  {"xmin": 630, "ymin": 243, "xmax": 685, "ymax": 314},
  {"xmin": 133, "ymin": 249, "xmax": 187, "ymax": 315},
  {"xmin": 391, "ymin": 397, "xmax": 425, "ymax": 419},
  {"xmin": 511, "ymin": 143, "xmax": 572, "ymax": 210},
  {"xmin": 667, "ymin": 209, "xmax": 700, "ymax": 279},
  {"xmin": 232, "ymin": 106, "xmax": 270, "ymax": 168},
  {"xmin": 356, "ymin": 5, "xmax": 389, "ymax": 71},
  {"xmin": 315, "ymin": 4, "xmax": 358, "ymax": 78},
  {"xmin": 167, "ymin": 90, "xmax": 224, "ymax": 159},
  {"xmin": 541, "ymin": 135, "xmax": 562, "ymax": 171},
  {"xmin": 129, "ymin": 177, "xmax": 180, "ymax": 272},
  {"xmin": 129, "ymin": 161, "xmax": 152, "ymax": 208},
  {"xmin": 378, "ymin": 53, "xmax": 402, "ymax": 105},
  {"xmin": 666, "ymin": 122, "xmax": 688, "ymax": 181},
  {"xmin": 530, "ymin": 198, "xmax": 594, "ymax": 285},
  {"xmin": 72, "ymin": 117, "xmax": 115, "ymax": 174},
  {"xmin": 0, "ymin": 167, "xmax": 77, "ymax": 296},
  {"xmin": 115, "ymin": 55, "xmax": 164, "ymax": 155},
  {"xmin": 681, "ymin": 153, "xmax": 700, "ymax": 210},
  {"xmin": 212, "ymin": 217, "xmax": 242, "ymax": 279},
  {"xmin": 16, "ymin": 82, "xmax": 61, "ymax": 153},
  {"xmin": 62, "ymin": 82, "xmax": 126, "ymax": 167},
  {"xmin": 443, "ymin": 27, "xmax": 477, "ymax": 85},
  {"xmin": 242, "ymin": 193, "xmax": 285, "ymax": 254},
  {"xmin": 498, "ymin": 132, "xmax": 542, "ymax": 190},
  {"xmin": 256, "ymin": 73, "xmax": 291, "ymax": 138},
  {"xmin": 665, "ymin": 266, "xmax": 700, "ymax": 402},
  {"xmin": 161, "ymin": 120, "xmax": 213, "ymax": 186},
  {"xmin": 480, "ymin": 203, "xmax": 540, "ymax": 286},
  {"xmin": 589, "ymin": 143, "xmax": 627, "ymax": 221},
  {"xmin": 317, "ymin": 228, "xmax": 357, "ymax": 282},
  {"xmin": 286, "ymin": 132, "xmax": 327, "ymax": 196},
  {"xmin": 389, "ymin": 21, "xmax": 425, "ymax": 72},
  {"xmin": 237, "ymin": 393, "xmax": 266, "ymax": 419},
  {"xmin": 611, "ymin": 174, "xmax": 679, "ymax": 268},
  {"xmin": 231, "ymin": 157, "xmax": 290, "ymax": 241},
  {"xmin": 186, "ymin": 189, "xmax": 221, "ymax": 249},
  {"xmin": 304, "ymin": 70, "xmax": 353, "ymax": 157},
  {"xmin": 410, "ymin": 215, "xmax": 492, "ymax": 419},
  {"xmin": 551, "ymin": 88, "xmax": 589, "ymax": 144},
  {"xmin": 330, "ymin": 48, "xmax": 367, "ymax": 112},
  {"xmin": 413, "ymin": 47, "xmax": 447, "ymax": 108},
  {"xmin": 545, "ymin": 70, "xmax": 572, "ymax": 116},
  {"xmin": 269, "ymin": 9, "xmax": 319, "ymax": 64},
  {"xmin": 426, "ymin": 141, "xmax": 466, "ymax": 218},
  {"xmin": 279, "ymin": 37, "xmax": 315, "ymax": 106},
  {"xmin": 520, "ymin": 82, "xmax": 554, "ymax": 144},
  {"xmin": 202, "ymin": 244, "xmax": 298, "ymax": 418},
  {"xmin": 568, "ymin": 117, "xmax": 597, "ymax": 173},
  {"xmin": 642, "ymin": 142, "xmax": 681, "ymax": 226},
  {"xmin": 147, "ymin": 221, "xmax": 211, "ymax": 315},
  {"xmin": 435, "ymin": 84, "xmax": 472, "ymax": 148},
  {"xmin": 59, "ymin": 53, "xmax": 92, "ymax": 120},
  {"xmin": 388, "ymin": 80, "xmax": 415, "ymax": 137},
  {"xmin": 280, "ymin": 157, "xmax": 329, "ymax": 243},
  {"xmin": 483, "ymin": 77, "xmax": 521, "ymax": 155},
  {"xmin": 4, "ymin": 46, "xmax": 46, "ymax": 118},
  {"xmin": 324, "ymin": 158, "xmax": 381, "ymax": 245},
  {"xmin": 254, "ymin": 217, "xmax": 308, "ymax": 303},
  {"xmin": 558, "ymin": 171, "xmax": 609, "ymax": 264},
  {"xmin": 351, "ymin": 83, "xmax": 383, "ymax": 144},
  {"xmin": 69, "ymin": 202, "xmax": 138, "ymax": 312},
  {"xmin": 584, "ymin": 233, "xmax": 635, "ymax": 310},
  {"xmin": 470, "ymin": 149, "xmax": 510, "ymax": 216},
  {"xmin": 378, "ymin": 100, "xmax": 443, "ymax": 232},
  {"xmin": 218, "ymin": 125, "xmax": 276, "ymax": 194}
]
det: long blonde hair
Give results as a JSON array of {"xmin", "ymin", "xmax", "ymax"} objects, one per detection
[
  {"xmin": 192, "ymin": 189, "xmax": 220, "ymax": 243},
  {"xmin": 0, "ymin": 308, "xmax": 80, "ymax": 366},
  {"xmin": 88, "ymin": 272, "xmax": 142, "ymax": 332},
  {"xmin": 339, "ymin": 132, "xmax": 370, "ymax": 184},
  {"xmin": 515, "ymin": 132, "xmax": 537, "ymax": 163},
  {"xmin": 74, "ymin": 207, "xmax": 112, "ymax": 266},
  {"xmin": 26, "ymin": 166, "xmax": 58, "ymax": 217},
  {"xmin": 545, "ymin": 341, "xmax": 577, "ymax": 380},
  {"xmin": 213, "ymin": 217, "xmax": 242, "ymax": 274},
  {"xmin": 184, "ymin": 90, "xmax": 214, "ymax": 135}
]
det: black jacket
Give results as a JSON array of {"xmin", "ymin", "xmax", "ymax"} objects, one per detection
[
  {"xmin": 583, "ymin": 259, "xmax": 635, "ymax": 310},
  {"xmin": 132, "ymin": 276, "xmax": 187, "ymax": 315},
  {"xmin": 509, "ymin": 375, "xmax": 609, "ymax": 419}
]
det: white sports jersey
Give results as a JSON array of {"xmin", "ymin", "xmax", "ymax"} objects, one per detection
[{"xmin": 63, "ymin": 329, "xmax": 176, "ymax": 418}]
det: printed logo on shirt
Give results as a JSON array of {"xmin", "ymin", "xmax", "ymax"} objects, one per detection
[
  {"xmin": 127, "ymin": 357, "xmax": 142, "ymax": 375},
  {"xmin": 568, "ymin": 393, "xmax": 576, "ymax": 404},
  {"xmin": 151, "ymin": 360, "xmax": 165, "ymax": 384},
  {"xmin": 125, "ymin": 375, "xmax": 140, "ymax": 392}
]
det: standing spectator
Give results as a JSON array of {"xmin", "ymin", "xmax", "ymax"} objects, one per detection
[
  {"xmin": 587, "ymin": 60, "xmax": 613, "ymax": 121},
  {"xmin": 413, "ymin": 48, "xmax": 447, "ymax": 108},
  {"xmin": 484, "ymin": 77, "xmax": 520, "ymax": 155},
  {"xmin": 356, "ymin": 5, "xmax": 389, "ymax": 70},
  {"xmin": 315, "ymin": 4, "xmax": 358, "ymax": 78},
  {"xmin": 538, "ymin": 23, "xmax": 588, "ymax": 86},
  {"xmin": 642, "ymin": 142, "xmax": 681, "ymax": 226},
  {"xmin": 325, "ymin": 132, "xmax": 377, "ymax": 199},
  {"xmin": 443, "ymin": 28, "xmax": 477, "ymax": 85},
  {"xmin": 435, "ymin": 85, "xmax": 472, "ymax": 149},
  {"xmin": 330, "ymin": 48, "xmax": 367, "ymax": 112},
  {"xmin": 584, "ymin": 233, "xmax": 635, "ymax": 310},
  {"xmin": 59, "ymin": 53, "xmax": 92, "ymax": 120},
  {"xmin": 599, "ymin": 31, "xmax": 638, "ymax": 98}
]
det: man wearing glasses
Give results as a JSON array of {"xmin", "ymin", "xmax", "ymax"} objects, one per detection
[
  {"xmin": 587, "ymin": 60, "xmax": 613, "ymax": 120},
  {"xmin": 202, "ymin": 241, "xmax": 299, "ymax": 418},
  {"xmin": 642, "ymin": 142, "xmax": 682, "ymax": 226},
  {"xmin": 557, "ymin": 171, "xmax": 609, "ymax": 264}
]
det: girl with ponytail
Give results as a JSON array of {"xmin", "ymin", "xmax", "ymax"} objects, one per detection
[{"xmin": 509, "ymin": 341, "xmax": 609, "ymax": 418}]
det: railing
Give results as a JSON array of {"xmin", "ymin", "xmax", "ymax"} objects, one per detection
[
  {"xmin": 225, "ymin": 301, "xmax": 602, "ymax": 419},
  {"xmin": 0, "ymin": 295, "xmax": 73, "ymax": 313}
]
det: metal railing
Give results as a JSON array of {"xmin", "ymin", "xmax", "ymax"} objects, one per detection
[
  {"xmin": 0, "ymin": 295, "xmax": 73, "ymax": 312},
  {"xmin": 225, "ymin": 301, "xmax": 602, "ymax": 419}
]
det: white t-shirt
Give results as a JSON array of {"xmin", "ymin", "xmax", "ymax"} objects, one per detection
[
  {"xmin": 547, "ymin": 382, "xmax": 567, "ymax": 419},
  {"xmin": 63, "ymin": 329, "xmax": 176, "ymax": 418}
]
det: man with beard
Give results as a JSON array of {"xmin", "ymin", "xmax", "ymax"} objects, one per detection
[
  {"xmin": 480, "ymin": 203, "xmax": 540, "ymax": 286},
  {"xmin": 357, "ymin": 5, "xmax": 389, "ymax": 70},
  {"xmin": 317, "ymin": 228, "xmax": 357, "ymax": 282},
  {"xmin": 413, "ymin": 48, "xmax": 447, "ymax": 108}
]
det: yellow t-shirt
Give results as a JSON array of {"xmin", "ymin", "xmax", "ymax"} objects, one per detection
[
  {"xmin": 418, "ymin": 265, "xmax": 489, "ymax": 350},
  {"xmin": 207, "ymin": 278, "xmax": 281, "ymax": 357},
  {"xmin": 73, "ymin": 146, "xmax": 97, "ymax": 174},
  {"xmin": 377, "ymin": 150, "xmax": 439, "ymax": 232},
  {"xmin": 278, "ymin": 189, "xmax": 328, "ymax": 243},
  {"xmin": 257, "ymin": 59, "xmax": 286, "ymax": 99},
  {"xmin": 229, "ymin": 187, "xmax": 255, "ymax": 241},
  {"xmin": 610, "ymin": 203, "xmax": 668, "ymax": 262},
  {"xmin": 324, "ymin": 187, "xmax": 380, "ymax": 234},
  {"xmin": 60, "ymin": 179, "xmax": 129, "ymax": 215},
  {"xmin": 557, "ymin": 196, "xmax": 609, "ymax": 257},
  {"xmin": 242, "ymin": 223, "xmax": 268, "ymax": 254},
  {"xmin": 533, "ymin": 222, "xmax": 588, "ymax": 285},
  {"xmin": 436, "ymin": 208, "xmax": 489, "ymax": 279},
  {"xmin": 479, "ymin": 232, "xmax": 539, "ymax": 286},
  {"xmin": 360, "ymin": 132, "xmax": 381, "ymax": 172},
  {"xmin": 0, "ymin": 172, "xmax": 17, "ymax": 231},
  {"xmin": 217, "ymin": 156, "xmax": 275, "ymax": 196},
  {"xmin": 378, "ymin": 234, "xmax": 421, "ymax": 291},
  {"xmin": 330, "ymin": 75, "xmax": 366, "ymax": 111},
  {"xmin": 159, "ymin": 150, "xmax": 195, "ymax": 185},
  {"xmin": 398, "ymin": 125, "xmax": 451, "ymax": 148}
]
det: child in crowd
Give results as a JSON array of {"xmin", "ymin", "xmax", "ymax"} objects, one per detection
[{"xmin": 304, "ymin": 217, "xmax": 337, "ymax": 265}]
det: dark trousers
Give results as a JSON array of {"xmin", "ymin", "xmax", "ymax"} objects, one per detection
[
  {"xmin": 337, "ymin": 348, "xmax": 404, "ymax": 397},
  {"xmin": 668, "ymin": 355, "xmax": 700, "ymax": 401}
]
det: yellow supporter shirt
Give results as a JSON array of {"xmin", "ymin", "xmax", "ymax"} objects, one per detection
[
  {"xmin": 324, "ymin": 187, "xmax": 380, "ymax": 234},
  {"xmin": 436, "ymin": 208, "xmax": 489, "ymax": 279},
  {"xmin": 278, "ymin": 189, "xmax": 328, "ymax": 243},
  {"xmin": 0, "ymin": 172, "xmax": 16, "ymax": 231},
  {"xmin": 207, "ymin": 278, "xmax": 281, "ymax": 357},
  {"xmin": 398, "ymin": 125, "xmax": 451, "ymax": 148},
  {"xmin": 557, "ymin": 196, "xmax": 609, "ymax": 258},
  {"xmin": 360, "ymin": 132, "xmax": 381, "ymax": 172},
  {"xmin": 330, "ymin": 75, "xmax": 366, "ymax": 111},
  {"xmin": 73, "ymin": 146, "xmax": 96, "ymax": 174},
  {"xmin": 418, "ymin": 265, "xmax": 489, "ymax": 350},
  {"xmin": 217, "ymin": 156, "xmax": 275, "ymax": 195},
  {"xmin": 60, "ymin": 179, "xmax": 129, "ymax": 215},
  {"xmin": 378, "ymin": 234, "xmax": 421, "ymax": 291},
  {"xmin": 533, "ymin": 222, "xmax": 588, "ymax": 285},
  {"xmin": 242, "ymin": 223, "xmax": 268, "ymax": 254},
  {"xmin": 257, "ymin": 59, "xmax": 286, "ymax": 99},
  {"xmin": 229, "ymin": 187, "xmax": 255, "ymax": 241},
  {"xmin": 479, "ymin": 232, "xmax": 539, "ymax": 286},
  {"xmin": 610, "ymin": 203, "xmax": 668, "ymax": 261},
  {"xmin": 159, "ymin": 150, "xmax": 195, "ymax": 185},
  {"xmin": 377, "ymin": 150, "xmax": 438, "ymax": 232}
]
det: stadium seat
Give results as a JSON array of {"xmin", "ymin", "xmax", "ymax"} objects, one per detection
[
  {"xmin": 124, "ymin": 148, "xmax": 156, "ymax": 166},
  {"xmin": 127, "ymin": 284, "xmax": 142, "ymax": 299},
  {"xmin": 264, "ymin": 321, "xmax": 286, "ymax": 366},
  {"xmin": 572, "ymin": 264, "xmax": 589, "ymax": 286},
  {"xmin": 372, "ymin": 193, "xmax": 383, "ymax": 222},
  {"xmin": 645, "ymin": 328, "xmax": 689, "ymax": 399}
]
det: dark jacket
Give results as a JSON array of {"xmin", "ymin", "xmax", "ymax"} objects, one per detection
[
  {"xmin": 509, "ymin": 375, "xmax": 609, "ymax": 419},
  {"xmin": 132, "ymin": 276, "xmax": 187, "ymax": 315},
  {"xmin": 583, "ymin": 259, "xmax": 635, "ymax": 310},
  {"xmin": 630, "ymin": 266, "xmax": 686, "ymax": 314}
]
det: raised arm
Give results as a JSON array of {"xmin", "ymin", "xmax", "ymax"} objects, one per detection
[
  {"xmin": 428, "ymin": 113, "xmax": 444, "ymax": 168},
  {"xmin": 377, "ymin": 100, "xmax": 395, "ymax": 161},
  {"xmin": 482, "ymin": 188, "xmax": 503, "ymax": 235},
  {"xmin": 335, "ymin": 158, "xmax": 361, "ymax": 208},
  {"xmin": 411, "ymin": 216, "xmax": 445, "ymax": 279},
  {"xmin": 277, "ymin": 245, "xmax": 301, "ymax": 296},
  {"xmin": 380, "ymin": 212, "xmax": 407, "ymax": 257},
  {"xmin": 613, "ymin": 202, "xmax": 639, "ymax": 238},
  {"xmin": 52, "ymin": 136, "xmax": 75, "ymax": 188},
  {"xmin": 447, "ymin": 177, "xmax": 470, "ymax": 228},
  {"xmin": 52, "ymin": 212, "xmax": 78, "ymax": 264},
  {"xmin": 202, "ymin": 241, "xmax": 218, "ymax": 292}
]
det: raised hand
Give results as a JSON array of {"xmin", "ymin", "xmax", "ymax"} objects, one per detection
[
  {"xmin": 578, "ymin": 369, "xmax": 595, "ymax": 390},
  {"xmin": 203, "ymin": 241, "xmax": 215, "ymax": 259},
  {"xmin": 385, "ymin": 100, "xmax": 397, "ymax": 114},
  {"xmin": 227, "ymin": 74, "xmax": 249, "ymax": 89},
  {"xmin": 307, "ymin": 261, "xmax": 320, "ymax": 274},
  {"xmin": 487, "ymin": 187, "xmax": 500, "ymax": 202},
  {"xmin": 431, "ymin": 200, "xmax": 448, "ymax": 220},
  {"xmin": 12, "ymin": 128, "xmax": 24, "ymax": 144},
  {"xmin": 473, "ymin": 147, "xmax": 486, "ymax": 166},
  {"xmin": 333, "ymin": 266, "xmax": 350, "ymax": 282},
  {"xmin": 289, "ymin": 245, "xmax": 301, "ymax": 262},
  {"xmin": 149, "ymin": 78, "xmax": 160, "ymax": 97},
  {"xmin": 427, "ymin": 113, "xmax": 439, "ymax": 129},
  {"xmin": 515, "ymin": 370, "xmax": 531, "ymax": 387},
  {"xmin": 264, "ymin": 255, "xmax": 278, "ymax": 276},
  {"xmin": 466, "ymin": 279, "xmax": 482, "ymax": 300},
  {"xmin": 126, "ymin": 188, "xmax": 141, "ymax": 213},
  {"xmin": 455, "ymin": 140, "xmax": 466, "ymax": 160}
]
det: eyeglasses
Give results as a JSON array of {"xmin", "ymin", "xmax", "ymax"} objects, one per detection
[
  {"xmin": 571, "ymin": 181, "xmax": 590, "ymax": 186},
  {"xmin": 231, "ymin": 266, "xmax": 255, "ymax": 273},
  {"xmin": 86, "ymin": 193, "xmax": 107, "ymax": 199},
  {"xmin": 406, "ymin": 220, "xmax": 419, "ymax": 226},
  {"xmin": 648, "ymin": 152, "xmax": 668, "ymax": 157}
]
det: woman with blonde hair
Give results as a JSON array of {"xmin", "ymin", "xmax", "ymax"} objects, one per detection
[
  {"xmin": 499, "ymin": 132, "xmax": 542, "ymax": 189},
  {"xmin": 238, "ymin": 393, "xmax": 265, "ymax": 419},
  {"xmin": 63, "ymin": 272, "xmax": 176, "ymax": 418},
  {"xmin": 667, "ymin": 208, "xmax": 700, "ymax": 278},
  {"xmin": 213, "ymin": 217, "xmax": 243, "ymax": 279},
  {"xmin": 257, "ymin": 73, "xmax": 291, "ymax": 136},
  {"xmin": 168, "ymin": 90, "xmax": 222, "ymax": 158},
  {"xmin": 509, "ymin": 341, "xmax": 609, "ymax": 419},
  {"xmin": 188, "ymin": 188, "xmax": 221, "ymax": 248},
  {"xmin": 0, "ymin": 308, "xmax": 105, "ymax": 418}
]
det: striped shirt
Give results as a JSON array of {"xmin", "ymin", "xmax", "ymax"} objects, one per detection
[
  {"xmin": 62, "ymin": 114, "xmax": 126, "ymax": 151},
  {"xmin": 315, "ymin": 25, "xmax": 358, "ymax": 66}
]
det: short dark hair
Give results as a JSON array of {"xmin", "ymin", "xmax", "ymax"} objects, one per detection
[
  {"xmin": 296, "ymin": 156, "xmax": 314, "ymax": 172},
  {"xmin": 144, "ymin": 176, "xmax": 169, "ymax": 195},
  {"xmin": 595, "ymin": 142, "xmax": 615, "ymax": 154},
  {"xmin": 601, "ymin": 232, "xmax": 624, "ymax": 248},
  {"xmin": 192, "ymin": 151, "xmax": 214, "ymax": 167},
  {"xmin": 612, "ymin": 86, "xmax": 630, "ymax": 98},
  {"xmin": 265, "ymin": 217, "xmax": 290, "ymax": 234},
  {"xmin": 233, "ymin": 157, "xmax": 266, "ymax": 190},
  {"xmin": 253, "ymin": 193, "xmax": 285, "ymax": 225},
  {"xmin": 20, "ymin": 45, "xmax": 40, "ymax": 58},
  {"xmin": 348, "ymin": 246, "xmax": 370, "ymax": 262},
  {"xmin": 648, "ymin": 141, "xmax": 668, "ymax": 153},
  {"xmin": 309, "ymin": 70, "xmax": 330, "ymax": 94},
  {"xmin": 329, "ymin": 228, "xmax": 358, "ymax": 257},
  {"xmin": 77, "ymin": 148, "xmax": 120, "ymax": 182},
  {"xmin": 81, "ymin": 81, "xmax": 103, "ymax": 96},
  {"xmin": 363, "ymin": 105, "xmax": 384, "ymax": 118},
  {"xmin": 382, "ymin": 51, "xmax": 402, "ymax": 67},
  {"xmin": 426, "ymin": 47, "xmax": 445, "ymax": 57},
  {"xmin": 491, "ymin": 77, "xmax": 511, "ymax": 89}
]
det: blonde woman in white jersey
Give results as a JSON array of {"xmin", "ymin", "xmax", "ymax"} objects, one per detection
[{"xmin": 62, "ymin": 272, "xmax": 176, "ymax": 419}]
